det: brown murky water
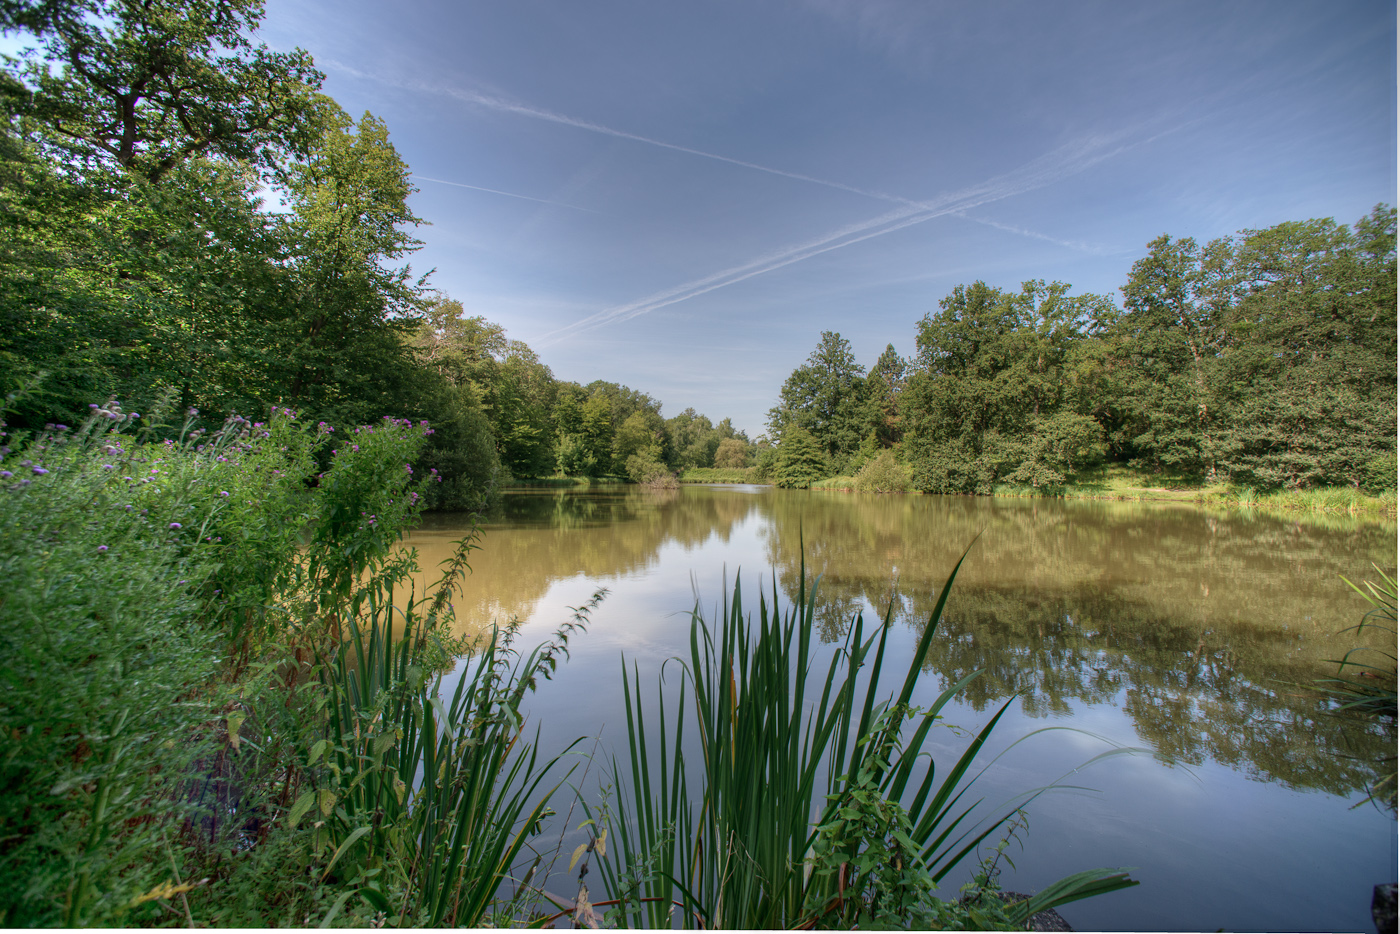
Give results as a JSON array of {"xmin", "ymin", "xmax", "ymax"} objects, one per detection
[{"xmin": 405, "ymin": 484, "xmax": 1397, "ymax": 932}]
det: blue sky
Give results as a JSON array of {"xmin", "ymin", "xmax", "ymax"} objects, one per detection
[{"xmin": 257, "ymin": 0, "xmax": 1395, "ymax": 438}]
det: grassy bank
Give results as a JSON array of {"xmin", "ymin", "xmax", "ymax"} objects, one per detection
[
  {"xmin": 678, "ymin": 466, "xmax": 762, "ymax": 483},
  {"xmin": 988, "ymin": 466, "xmax": 1396, "ymax": 516}
]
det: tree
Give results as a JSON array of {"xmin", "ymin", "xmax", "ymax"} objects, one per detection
[
  {"xmin": 772, "ymin": 426, "xmax": 827, "ymax": 489},
  {"xmin": 3, "ymin": 0, "xmax": 325, "ymax": 184},
  {"xmin": 714, "ymin": 437, "xmax": 749, "ymax": 469},
  {"xmin": 275, "ymin": 107, "xmax": 425, "ymax": 426},
  {"xmin": 865, "ymin": 344, "xmax": 906, "ymax": 448},
  {"xmin": 767, "ymin": 331, "xmax": 868, "ymax": 468},
  {"xmin": 1114, "ymin": 234, "xmax": 1237, "ymax": 480},
  {"xmin": 903, "ymin": 281, "xmax": 1108, "ymax": 493}
]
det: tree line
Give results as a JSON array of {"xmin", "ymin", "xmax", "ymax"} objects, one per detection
[
  {"xmin": 766, "ymin": 208, "xmax": 1397, "ymax": 494},
  {"xmin": 0, "ymin": 0, "xmax": 755, "ymax": 509}
]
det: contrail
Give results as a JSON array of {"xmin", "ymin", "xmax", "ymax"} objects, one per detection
[
  {"xmin": 411, "ymin": 174, "xmax": 598, "ymax": 212},
  {"xmin": 322, "ymin": 58, "xmax": 911, "ymax": 206},
  {"xmin": 321, "ymin": 59, "xmax": 1171, "ymax": 335},
  {"xmin": 436, "ymin": 84, "xmax": 914, "ymax": 206},
  {"xmin": 537, "ymin": 126, "xmax": 1152, "ymax": 344}
]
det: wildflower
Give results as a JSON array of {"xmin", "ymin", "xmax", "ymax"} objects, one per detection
[
  {"xmin": 0, "ymin": 472, "xmax": 9, "ymax": 479},
  {"xmin": 169, "ymin": 522, "xmax": 182, "ymax": 529},
  {"xmin": 102, "ymin": 464, "xmax": 113, "ymax": 470},
  {"xmin": 97, "ymin": 545, "xmax": 108, "ymax": 553},
  {"xmin": 219, "ymin": 491, "xmax": 229, "ymax": 497},
  {"xmin": 32, "ymin": 467, "xmax": 48, "ymax": 475},
  {"xmin": 187, "ymin": 407, "xmax": 199, "ymax": 417}
]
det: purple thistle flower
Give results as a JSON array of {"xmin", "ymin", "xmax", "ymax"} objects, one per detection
[
  {"xmin": 169, "ymin": 522, "xmax": 181, "ymax": 529},
  {"xmin": 97, "ymin": 545, "xmax": 108, "ymax": 552},
  {"xmin": 32, "ymin": 467, "xmax": 48, "ymax": 475},
  {"xmin": 0, "ymin": 471, "xmax": 10, "ymax": 479}
]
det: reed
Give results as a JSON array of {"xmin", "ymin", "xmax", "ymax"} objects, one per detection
[
  {"xmin": 1316, "ymin": 568, "xmax": 1397, "ymax": 810},
  {"xmin": 302, "ymin": 544, "xmax": 594, "ymax": 926},
  {"xmin": 589, "ymin": 543, "xmax": 1137, "ymax": 929}
]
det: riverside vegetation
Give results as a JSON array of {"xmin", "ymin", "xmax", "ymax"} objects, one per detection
[
  {"xmin": 0, "ymin": 401, "xmax": 1145, "ymax": 927},
  {"xmin": 1, "ymin": 2, "xmax": 1392, "ymax": 516}
]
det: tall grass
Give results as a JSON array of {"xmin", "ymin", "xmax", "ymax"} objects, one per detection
[
  {"xmin": 299, "ymin": 554, "xmax": 593, "ymax": 926},
  {"xmin": 589, "ymin": 545, "xmax": 1137, "ymax": 929},
  {"xmin": 1317, "ymin": 568, "xmax": 1397, "ymax": 811}
]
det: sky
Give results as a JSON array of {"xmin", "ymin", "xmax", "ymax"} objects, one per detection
[{"xmin": 255, "ymin": 0, "xmax": 1396, "ymax": 438}]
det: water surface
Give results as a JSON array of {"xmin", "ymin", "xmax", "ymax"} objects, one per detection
[{"xmin": 405, "ymin": 485, "xmax": 1396, "ymax": 932}]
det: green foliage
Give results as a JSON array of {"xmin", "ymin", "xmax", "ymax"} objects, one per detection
[
  {"xmin": 778, "ymin": 209, "xmax": 1394, "ymax": 499},
  {"xmin": 625, "ymin": 447, "xmax": 672, "ymax": 485},
  {"xmin": 3, "ymin": 0, "xmax": 325, "ymax": 183},
  {"xmin": 855, "ymin": 449, "xmax": 911, "ymax": 493},
  {"xmin": 768, "ymin": 331, "xmax": 871, "ymax": 467},
  {"xmin": 0, "ymin": 415, "xmax": 220, "ymax": 925},
  {"xmin": 903, "ymin": 280, "xmax": 1114, "ymax": 495},
  {"xmin": 773, "ymin": 426, "xmax": 828, "ymax": 489},
  {"xmin": 714, "ymin": 436, "xmax": 749, "ymax": 468}
]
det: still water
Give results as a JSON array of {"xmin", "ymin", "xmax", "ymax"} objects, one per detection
[{"xmin": 405, "ymin": 484, "xmax": 1396, "ymax": 932}]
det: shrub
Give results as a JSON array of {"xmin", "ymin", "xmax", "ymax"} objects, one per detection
[{"xmin": 855, "ymin": 449, "xmax": 911, "ymax": 493}]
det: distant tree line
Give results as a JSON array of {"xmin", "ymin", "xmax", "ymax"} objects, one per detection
[
  {"xmin": 0, "ymin": 0, "xmax": 754, "ymax": 509},
  {"xmin": 766, "ymin": 208, "xmax": 1397, "ymax": 494}
]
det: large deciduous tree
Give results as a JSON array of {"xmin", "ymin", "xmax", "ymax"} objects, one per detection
[
  {"xmin": 767, "ymin": 330, "xmax": 868, "ymax": 470},
  {"xmin": 2, "ymin": 0, "xmax": 324, "ymax": 183}
]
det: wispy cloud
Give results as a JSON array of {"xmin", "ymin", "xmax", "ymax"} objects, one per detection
[
  {"xmin": 323, "ymin": 57, "xmax": 1174, "ymax": 338},
  {"xmin": 323, "ymin": 57, "xmax": 910, "ymax": 206},
  {"xmin": 536, "ymin": 125, "xmax": 1160, "ymax": 344},
  {"xmin": 410, "ymin": 174, "xmax": 598, "ymax": 212},
  {"xmin": 949, "ymin": 212, "xmax": 1118, "ymax": 256}
]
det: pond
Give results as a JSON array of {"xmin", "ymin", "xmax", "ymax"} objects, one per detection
[{"xmin": 404, "ymin": 484, "xmax": 1397, "ymax": 932}]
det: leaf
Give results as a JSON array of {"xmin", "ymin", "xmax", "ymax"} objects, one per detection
[
  {"xmin": 569, "ymin": 841, "xmax": 589, "ymax": 873},
  {"xmin": 289, "ymin": 790, "xmax": 316, "ymax": 827},
  {"xmin": 321, "ymin": 826, "xmax": 371, "ymax": 882},
  {"xmin": 226, "ymin": 711, "xmax": 246, "ymax": 751},
  {"xmin": 594, "ymin": 828, "xmax": 606, "ymax": 859},
  {"xmin": 318, "ymin": 788, "xmax": 337, "ymax": 817},
  {"xmin": 372, "ymin": 730, "xmax": 396, "ymax": 758},
  {"xmin": 308, "ymin": 738, "xmax": 329, "ymax": 765},
  {"xmin": 319, "ymin": 889, "xmax": 356, "ymax": 927}
]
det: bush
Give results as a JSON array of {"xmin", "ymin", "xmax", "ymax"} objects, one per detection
[
  {"xmin": 0, "ymin": 401, "xmax": 436, "ymax": 925},
  {"xmin": 854, "ymin": 450, "xmax": 911, "ymax": 493},
  {"xmin": 625, "ymin": 446, "xmax": 672, "ymax": 486}
]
